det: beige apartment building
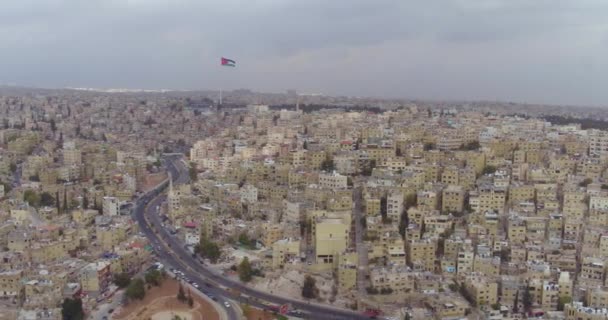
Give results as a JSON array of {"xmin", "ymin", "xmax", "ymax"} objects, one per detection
[
  {"xmin": 407, "ymin": 238, "xmax": 436, "ymax": 272},
  {"xmin": 337, "ymin": 252, "xmax": 358, "ymax": 292},
  {"xmin": 463, "ymin": 276, "xmax": 498, "ymax": 306},
  {"xmin": 315, "ymin": 217, "xmax": 349, "ymax": 265},
  {"xmin": 0, "ymin": 270, "xmax": 23, "ymax": 298},
  {"xmin": 442, "ymin": 185, "xmax": 465, "ymax": 213},
  {"xmin": 369, "ymin": 265, "xmax": 415, "ymax": 294},
  {"xmin": 565, "ymin": 302, "xmax": 608, "ymax": 320},
  {"xmin": 272, "ymin": 238, "xmax": 300, "ymax": 269}
]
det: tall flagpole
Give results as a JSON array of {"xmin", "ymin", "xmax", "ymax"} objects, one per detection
[{"xmin": 219, "ymin": 88, "xmax": 222, "ymax": 106}]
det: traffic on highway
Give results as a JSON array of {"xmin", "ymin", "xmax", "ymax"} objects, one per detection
[{"xmin": 133, "ymin": 155, "xmax": 377, "ymax": 320}]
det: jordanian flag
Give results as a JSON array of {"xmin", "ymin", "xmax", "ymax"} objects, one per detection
[{"xmin": 221, "ymin": 57, "xmax": 235, "ymax": 67}]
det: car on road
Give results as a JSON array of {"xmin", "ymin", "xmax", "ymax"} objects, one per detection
[
  {"xmin": 224, "ymin": 301, "xmax": 231, "ymax": 308},
  {"xmin": 192, "ymin": 282, "xmax": 199, "ymax": 288},
  {"xmin": 288, "ymin": 310, "xmax": 305, "ymax": 318}
]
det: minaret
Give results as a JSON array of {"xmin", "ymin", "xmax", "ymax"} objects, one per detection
[
  {"xmin": 296, "ymin": 94, "xmax": 300, "ymax": 112},
  {"xmin": 168, "ymin": 172, "xmax": 173, "ymax": 194}
]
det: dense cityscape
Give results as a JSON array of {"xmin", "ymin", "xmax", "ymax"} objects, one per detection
[{"xmin": 1, "ymin": 87, "xmax": 608, "ymax": 320}]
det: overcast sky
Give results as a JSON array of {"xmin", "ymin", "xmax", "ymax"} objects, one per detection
[{"xmin": 2, "ymin": 0, "xmax": 608, "ymax": 106}]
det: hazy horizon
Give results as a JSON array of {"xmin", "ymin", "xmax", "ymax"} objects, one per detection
[{"xmin": 2, "ymin": 0, "xmax": 608, "ymax": 106}]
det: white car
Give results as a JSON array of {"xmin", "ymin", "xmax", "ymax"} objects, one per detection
[{"xmin": 224, "ymin": 301, "xmax": 231, "ymax": 308}]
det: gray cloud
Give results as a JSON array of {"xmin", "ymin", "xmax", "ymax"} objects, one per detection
[{"xmin": 1, "ymin": 0, "xmax": 608, "ymax": 105}]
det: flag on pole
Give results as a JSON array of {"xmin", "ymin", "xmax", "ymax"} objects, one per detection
[{"xmin": 221, "ymin": 57, "xmax": 236, "ymax": 67}]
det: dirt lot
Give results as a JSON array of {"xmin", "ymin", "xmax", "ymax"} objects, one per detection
[
  {"xmin": 114, "ymin": 278, "xmax": 219, "ymax": 320},
  {"xmin": 243, "ymin": 305, "xmax": 277, "ymax": 320},
  {"xmin": 141, "ymin": 172, "xmax": 168, "ymax": 192}
]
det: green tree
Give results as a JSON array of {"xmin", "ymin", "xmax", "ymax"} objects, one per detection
[
  {"xmin": 9, "ymin": 162, "xmax": 17, "ymax": 173},
  {"xmin": 62, "ymin": 189, "xmax": 68, "ymax": 213},
  {"xmin": 579, "ymin": 178, "xmax": 593, "ymax": 188},
  {"xmin": 482, "ymin": 165, "xmax": 497, "ymax": 175},
  {"xmin": 145, "ymin": 269, "xmax": 162, "ymax": 286},
  {"xmin": 558, "ymin": 296, "xmax": 572, "ymax": 311},
  {"xmin": 56, "ymin": 191, "xmax": 62, "ymax": 214},
  {"xmin": 82, "ymin": 192, "xmax": 89, "ymax": 209},
  {"xmin": 513, "ymin": 290, "xmax": 519, "ymax": 313},
  {"xmin": 238, "ymin": 257, "xmax": 253, "ymax": 282},
  {"xmin": 61, "ymin": 298, "xmax": 84, "ymax": 320},
  {"xmin": 23, "ymin": 190, "xmax": 41, "ymax": 208},
  {"xmin": 522, "ymin": 287, "xmax": 532, "ymax": 314},
  {"xmin": 113, "ymin": 272, "xmax": 131, "ymax": 288},
  {"xmin": 177, "ymin": 282, "xmax": 187, "ymax": 302},
  {"xmin": 50, "ymin": 118, "xmax": 56, "ymax": 132},
  {"xmin": 302, "ymin": 275, "xmax": 318, "ymax": 299},
  {"xmin": 187, "ymin": 294, "xmax": 194, "ymax": 308},
  {"xmin": 196, "ymin": 238, "xmax": 221, "ymax": 263},
  {"xmin": 380, "ymin": 196, "xmax": 387, "ymax": 219},
  {"xmin": 40, "ymin": 192, "xmax": 55, "ymax": 207},
  {"xmin": 189, "ymin": 162, "xmax": 198, "ymax": 182},
  {"xmin": 361, "ymin": 159, "xmax": 376, "ymax": 176},
  {"xmin": 1, "ymin": 181, "xmax": 12, "ymax": 195},
  {"xmin": 125, "ymin": 278, "xmax": 146, "ymax": 301},
  {"xmin": 320, "ymin": 157, "xmax": 335, "ymax": 172},
  {"xmin": 461, "ymin": 141, "xmax": 481, "ymax": 150}
]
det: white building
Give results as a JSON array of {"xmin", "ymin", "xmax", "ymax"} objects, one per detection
[
  {"xmin": 102, "ymin": 197, "xmax": 120, "ymax": 216},
  {"xmin": 318, "ymin": 172, "xmax": 348, "ymax": 190},
  {"xmin": 590, "ymin": 196, "xmax": 608, "ymax": 210},
  {"xmin": 589, "ymin": 129, "xmax": 608, "ymax": 157},
  {"xmin": 240, "ymin": 184, "xmax": 258, "ymax": 203},
  {"xmin": 387, "ymin": 191, "xmax": 404, "ymax": 219}
]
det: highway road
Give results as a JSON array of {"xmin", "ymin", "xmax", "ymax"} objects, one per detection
[{"xmin": 134, "ymin": 155, "xmax": 375, "ymax": 320}]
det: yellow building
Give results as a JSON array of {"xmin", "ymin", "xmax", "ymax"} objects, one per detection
[
  {"xmin": 600, "ymin": 235, "xmax": 608, "ymax": 258},
  {"xmin": 406, "ymin": 238, "xmax": 436, "ymax": 272},
  {"xmin": 441, "ymin": 166, "xmax": 459, "ymax": 186},
  {"xmin": 475, "ymin": 186, "xmax": 506, "ymax": 214},
  {"xmin": 79, "ymin": 261, "xmax": 111, "ymax": 294},
  {"xmin": 63, "ymin": 148, "xmax": 82, "ymax": 166},
  {"xmin": 96, "ymin": 225, "xmax": 129, "ymax": 251},
  {"xmin": 365, "ymin": 197, "xmax": 381, "ymax": 216},
  {"xmin": 508, "ymin": 219, "xmax": 527, "ymax": 243},
  {"xmin": 417, "ymin": 190, "xmax": 439, "ymax": 210},
  {"xmin": 272, "ymin": 238, "xmax": 300, "ymax": 269},
  {"xmin": 473, "ymin": 255, "xmax": 500, "ymax": 276},
  {"xmin": 337, "ymin": 252, "xmax": 358, "ymax": 292},
  {"xmin": 29, "ymin": 241, "xmax": 68, "ymax": 264},
  {"xmin": 423, "ymin": 214, "xmax": 453, "ymax": 236},
  {"xmin": 442, "ymin": 185, "xmax": 465, "ymax": 213},
  {"xmin": 369, "ymin": 265, "xmax": 414, "ymax": 294},
  {"xmin": 580, "ymin": 257, "xmax": 605, "ymax": 283},
  {"xmin": 315, "ymin": 217, "xmax": 349, "ymax": 265},
  {"xmin": 463, "ymin": 276, "xmax": 498, "ymax": 306},
  {"xmin": 586, "ymin": 287, "xmax": 608, "ymax": 308},
  {"xmin": 457, "ymin": 250, "xmax": 474, "ymax": 275},
  {"xmin": 262, "ymin": 223, "xmax": 284, "ymax": 248},
  {"xmin": 509, "ymin": 183, "xmax": 535, "ymax": 204},
  {"xmin": 0, "ymin": 270, "xmax": 23, "ymax": 298}
]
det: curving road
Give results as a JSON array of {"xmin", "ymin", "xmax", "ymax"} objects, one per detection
[{"xmin": 134, "ymin": 155, "xmax": 374, "ymax": 320}]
